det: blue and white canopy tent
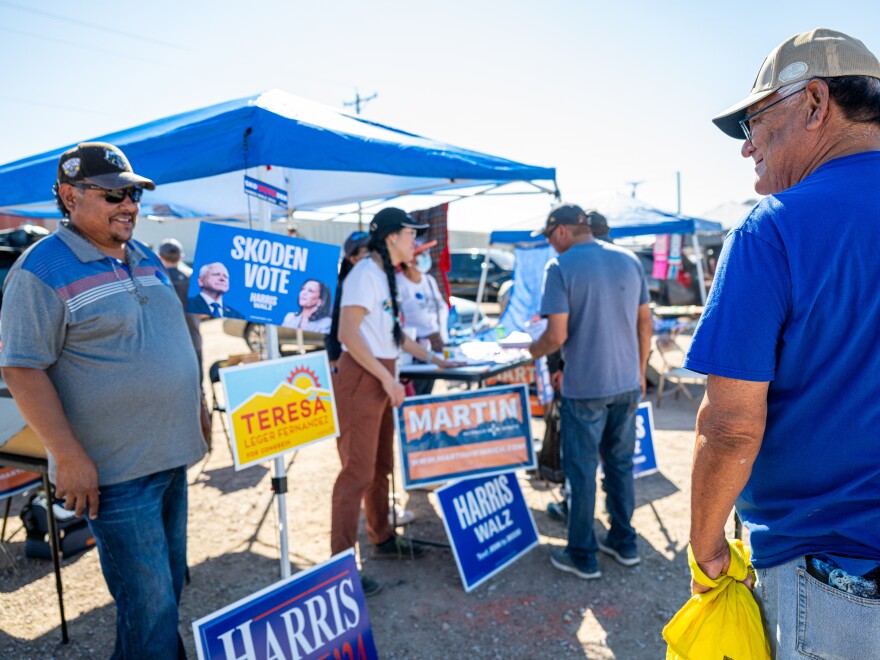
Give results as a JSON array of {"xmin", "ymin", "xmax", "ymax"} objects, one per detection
[
  {"xmin": 0, "ymin": 90, "xmax": 557, "ymax": 221},
  {"xmin": 0, "ymin": 90, "xmax": 557, "ymax": 579},
  {"xmin": 479, "ymin": 196, "xmax": 724, "ymax": 334}
]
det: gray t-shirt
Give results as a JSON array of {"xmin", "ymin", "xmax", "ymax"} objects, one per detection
[
  {"xmin": 0, "ymin": 225, "xmax": 206, "ymax": 485},
  {"xmin": 539, "ymin": 240, "xmax": 649, "ymax": 399}
]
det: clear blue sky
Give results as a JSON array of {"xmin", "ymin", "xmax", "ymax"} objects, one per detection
[{"xmin": 1, "ymin": 1, "xmax": 878, "ymax": 230}]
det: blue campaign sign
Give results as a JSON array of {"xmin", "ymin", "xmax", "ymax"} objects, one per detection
[
  {"xmin": 633, "ymin": 401, "xmax": 658, "ymax": 477},
  {"xmin": 437, "ymin": 472, "xmax": 540, "ymax": 592},
  {"xmin": 244, "ymin": 176, "xmax": 289, "ymax": 207},
  {"xmin": 186, "ymin": 223, "xmax": 340, "ymax": 327},
  {"xmin": 396, "ymin": 384, "xmax": 535, "ymax": 490},
  {"xmin": 192, "ymin": 549, "xmax": 377, "ymax": 660}
]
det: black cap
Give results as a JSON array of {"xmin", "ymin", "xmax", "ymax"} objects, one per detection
[
  {"xmin": 343, "ymin": 231, "xmax": 370, "ymax": 258},
  {"xmin": 586, "ymin": 210, "xmax": 609, "ymax": 236},
  {"xmin": 369, "ymin": 207, "xmax": 429, "ymax": 238},
  {"xmin": 531, "ymin": 203, "xmax": 587, "ymax": 237},
  {"xmin": 57, "ymin": 142, "xmax": 155, "ymax": 191}
]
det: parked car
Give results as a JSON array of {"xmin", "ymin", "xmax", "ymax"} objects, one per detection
[
  {"xmin": 447, "ymin": 248, "xmax": 514, "ymax": 301},
  {"xmin": 222, "ymin": 296, "xmax": 485, "ymax": 353},
  {"xmin": 631, "ymin": 240, "xmax": 720, "ymax": 307}
]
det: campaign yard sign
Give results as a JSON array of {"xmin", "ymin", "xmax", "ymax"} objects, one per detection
[
  {"xmin": 633, "ymin": 401, "xmax": 658, "ymax": 477},
  {"xmin": 0, "ymin": 467, "xmax": 40, "ymax": 500},
  {"xmin": 396, "ymin": 384, "xmax": 535, "ymax": 490},
  {"xmin": 221, "ymin": 352, "xmax": 339, "ymax": 470},
  {"xmin": 187, "ymin": 223, "xmax": 340, "ymax": 327},
  {"xmin": 192, "ymin": 549, "xmax": 377, "ymax": 660},
  {"xmin": 437, "ymin": 472, "xmax": 540, "ymax": 592}
]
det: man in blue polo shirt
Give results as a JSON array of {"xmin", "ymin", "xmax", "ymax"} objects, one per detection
[
  {"xmin": 686, "ymin": 29, "xmax": 880, "ymax": 656},
  {"xmin": 1, "ymin": 142, "xmax": 206, "ymax": 658},
  {"xmin": 529, "ymin": 204, "xmax": 652, "ymax": 580}
]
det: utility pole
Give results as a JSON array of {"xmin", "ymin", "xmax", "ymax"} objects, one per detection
[
  {"xmin": 626, "ymin": 180, "xmax": 643, "ymax": 199},
  {"xmin": 343, "ymin": 89, "xmax": 378, "ymax": 116},
  {"xmin": 344, "ymin": 89, "xmax": 378, "ymax": 230}
]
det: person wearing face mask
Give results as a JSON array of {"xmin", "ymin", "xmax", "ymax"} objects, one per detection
[
  {"xmin": 396, "ymin": 238, "xmax": 448, "ymax": 396},
  {"xmin": 281, "ymin": 278, "xmax": 332, "ymax": 332},
  {"xmin": 330, "ymin": 208, "xmax": 459, "ymax": 596}
]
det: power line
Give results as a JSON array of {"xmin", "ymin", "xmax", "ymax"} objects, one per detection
[
  {"xmin": 0, "ymin": 26, "xmax": 167, "ymax": 66},
  {"xmin": 0, "ymin": 94, "xmax": 118, "ymax": 118},
  {"xmin": 0, "ymin": 0, "xmax": 193, "ymax": 51}
]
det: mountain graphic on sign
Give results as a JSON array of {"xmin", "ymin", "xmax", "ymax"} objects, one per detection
[{"xmin": 231, "ymin": 366, "xmax": 332, "ymax": 413}]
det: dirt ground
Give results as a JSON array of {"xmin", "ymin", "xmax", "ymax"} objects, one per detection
[{"xmin": 0, "ymin": 319, "xmax": 737, "ymax": 659}]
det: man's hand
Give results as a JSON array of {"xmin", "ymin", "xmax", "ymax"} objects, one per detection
[
  {"xmin": 54, "ymin": 451, "xmax": 100, "ymax": 519},
  {"xmin": 691, "ymin": 540, "xmax": 754, "ymax": 594},
  {"xmin": 550, "ymin": 370, "xmax": 563, "ymax": 391}
]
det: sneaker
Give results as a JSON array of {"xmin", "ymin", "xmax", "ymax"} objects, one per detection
[
  {"xmin": 388, "ymin": 505, "xmax": 416, "ymax": 527},
  {"xmin": 549, "ymin": 547, "xmax": 601, "ymax": 580},
  {"xmin": 546, "ymin": 501, "xmax": 568, "ymax": 522},
  {"xmin": 371, "ymin": 535, "xmax": 426, "ymax": 560},
  {"xmin": 360, "ymin": 573, "xmax": 383, "ymax": 598},
  {"xmin": 597, "ymin": 537, "xmax": 641, "ymax": 566}
]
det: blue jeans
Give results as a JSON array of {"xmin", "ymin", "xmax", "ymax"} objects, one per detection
[
  {"xmin": 86, "ymin": 466, "xmax": 188, "ymax": 659},
  {"xmin": 755, "ymin": 554, "xmax": 880, "ymax": 659},
  {"xmin": 560, "ymin": 391, "xmax": 638, "ymax": 562}
]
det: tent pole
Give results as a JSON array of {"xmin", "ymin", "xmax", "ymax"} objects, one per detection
[
  {"xmin": 471, "ymin": 244, "xmax": 491, "ymax": 330},
  {"xmin": 260, "ymin": 170, "xmax": 291, "ymax": 579},
  {"xmin": 691, "ymin": 232, "xmax": 708, "ymax": 306}
]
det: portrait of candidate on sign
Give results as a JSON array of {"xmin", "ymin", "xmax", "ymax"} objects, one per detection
[{"xmin": 186, "ymin": 222, "xmax": 339, "ymax": 326}]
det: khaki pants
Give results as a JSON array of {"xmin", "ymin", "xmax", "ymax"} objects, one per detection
[{"xmin": 330, "ymin": 352, "xmax": 396, "ymax": 555}]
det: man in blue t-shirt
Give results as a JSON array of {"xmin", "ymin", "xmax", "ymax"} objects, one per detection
[
  {"xmin": 686, "ymin": 29, "xmax": 880, "ymax": 656},
  {"xmin": 529, "ymin": 204, "xmax": 651, "ymax": 580}
]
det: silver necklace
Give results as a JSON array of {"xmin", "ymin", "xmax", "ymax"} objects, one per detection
[
  {"xmin": 107, "ymin": 252, "xmax": 149, "ymax": 305},
  {"xmin": 64, "ymin": 222, "xmax": 149, "ymax": 305}
]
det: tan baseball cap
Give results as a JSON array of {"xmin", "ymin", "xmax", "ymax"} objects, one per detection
[{"xmin": 713, "ymin": 28, "xmax": 880, "ymax": 138}]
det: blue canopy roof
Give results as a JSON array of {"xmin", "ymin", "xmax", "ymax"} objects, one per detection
[
  {"xmin": 489, "ymin": 195, "xmax": 722, "ymax": 245},
  {"xmin": 0, "ymin": 90, "xmax": 556, "ymax": 217}
]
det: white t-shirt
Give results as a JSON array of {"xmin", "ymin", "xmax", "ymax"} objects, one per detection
[
  {"xmin": 340, "ymin": 258, "xmax": 398, "ymax": 359},
  {"xmin": 396, "ymin": 272, "xmax": 448, "ymax": 343}
]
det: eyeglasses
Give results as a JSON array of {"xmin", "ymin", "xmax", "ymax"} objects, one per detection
[
  {"xmin": 544, "ymin": 224, "xmax": 560, "ymax": 239},
  {"xmin": 738, "ymin": 87, "xmax": 807, "ymax": 143},
  {"xmin": 74, "ymin": 184, "xmax": 144, "ymax": 204}
]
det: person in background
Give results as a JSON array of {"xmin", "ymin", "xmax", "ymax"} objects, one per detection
[
  {"xmin": 587, "ymin": 212, "xmax": 614, "ymax": 244},
  {"xmin": 159, "ymin": 238, "xmax": 203, "ymax": 377},
  {"xmin": 528, "ymin": 203, "xmax": 651, "ymax": 581},
  {"xmin": 685, "ymin": 29, "xmax": 880, "ymax": 656},
  {"xmin": 331, "ymin": 208, "xmax": 458, "ymax": 597},
  {"xmin": 326, "ymin": 231, "xmax": 370, "ymax": 370},
  {"xmin": 0, "ymin": 142, "xmax": 205, "ymax": 657},
  {"xmin": 281, "ymin": 279, "xmax": 332, "ymax": 332},
  {"xmin": 186, "ymin": 262, "xmax": 244, "ymax": 319},
  {"xmin": 396, "ymin": 238, "xmax": 448, "ymax": 395}
]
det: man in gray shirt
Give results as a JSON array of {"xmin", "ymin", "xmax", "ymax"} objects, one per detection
[
  {"xmin": 0, "ymin": 142, "xmax": 205, "ymax": 657},
  {"xmin": 529, "ymin": 203, "xmax": 652, "ymax": 580}
]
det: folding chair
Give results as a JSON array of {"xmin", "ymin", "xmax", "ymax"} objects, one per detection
[
  {"xmin": 208, "ymin": 360, "xmax": 231, "ymax": 449},
  {"xmin": 654, "ymin": 325, "xmax": 707, "ymax": 407}
]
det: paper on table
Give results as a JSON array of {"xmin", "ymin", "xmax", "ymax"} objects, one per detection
[{"xmin": 498, "ymin": 331, "xmax": 534, "ymax": 349}]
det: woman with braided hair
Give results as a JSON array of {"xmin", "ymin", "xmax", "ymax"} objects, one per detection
[{"xmin": 331, "ymin": 207, "xmax": 458, "ymax": 596}]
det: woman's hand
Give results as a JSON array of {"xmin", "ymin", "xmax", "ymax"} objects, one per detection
[{"xmin": 382, "ymin": 377, "xmax": 407, "ymax": 407}]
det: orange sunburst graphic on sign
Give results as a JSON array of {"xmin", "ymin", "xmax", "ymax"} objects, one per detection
[{"xmin": 286, "ymin": 366, "xmax": 320, "ymax": 391}]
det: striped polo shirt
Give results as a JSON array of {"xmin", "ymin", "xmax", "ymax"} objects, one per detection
[{"xmin": 0, "ymin": 224, "xmax": 205, "ymax": 485}]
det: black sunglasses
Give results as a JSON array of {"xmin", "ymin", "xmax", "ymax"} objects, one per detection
[{"xmin": 74, "ymin": 184, "xmax": 144, "ymax": 204}]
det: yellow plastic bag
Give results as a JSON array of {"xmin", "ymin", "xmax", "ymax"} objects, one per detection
[{"xmin": 662, "ymin": 539, "xmax": 770, "ymax": 660}]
